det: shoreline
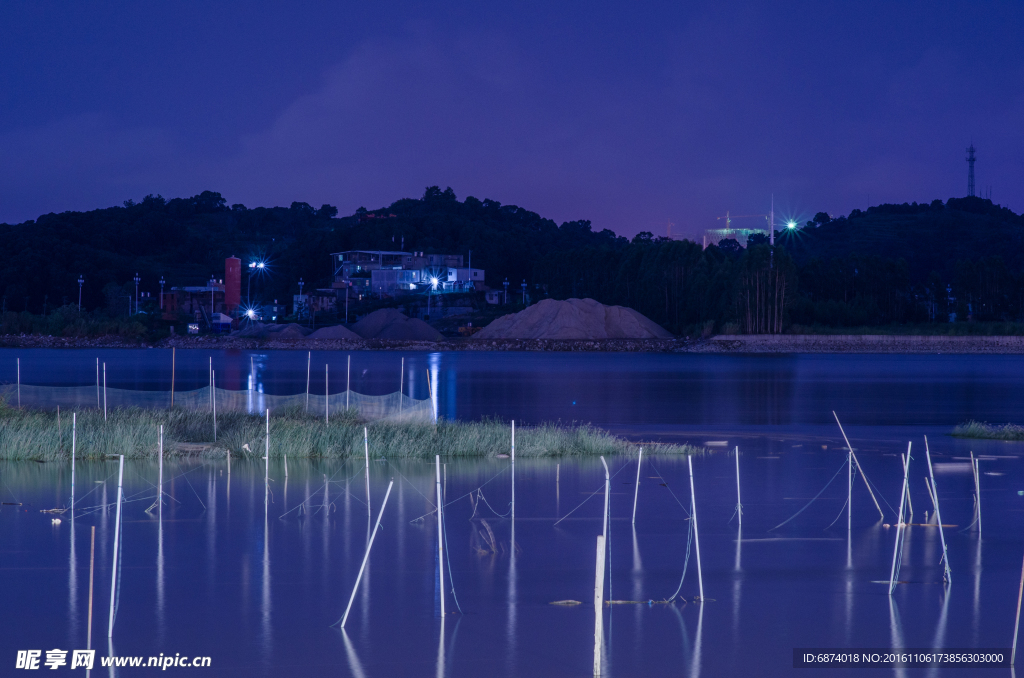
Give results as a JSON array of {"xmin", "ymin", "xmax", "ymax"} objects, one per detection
[{"xmin": 3, "ymin": 333, "xmax": 1024, "ymax": 354}]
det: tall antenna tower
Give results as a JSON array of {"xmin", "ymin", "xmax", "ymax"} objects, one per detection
[{"xmin": 966, "ymin": 144, "xmax": 976, "ymax": 197}]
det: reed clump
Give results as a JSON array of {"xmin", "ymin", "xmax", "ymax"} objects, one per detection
[
  {"xmin": 951, "ymin": 420, "xmax": 1024, "ymax": 441},
  {"xmin": 0, "ymin": 400, "xmax": 700, "ymax": 460}
]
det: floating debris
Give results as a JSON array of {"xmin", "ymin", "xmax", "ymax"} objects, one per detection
[
  {"xmin": 549, "ymin": 600, "xmax": 581, "ymax": 606},
  {"xmin": 40, "ymin": 508, "xmax": 67, "ymax": 514}
]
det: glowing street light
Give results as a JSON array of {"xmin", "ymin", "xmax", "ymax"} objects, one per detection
[
  {"xmin": 786, "ymin": 221, "xmax": 797, "ymax": 230},
  {"xmin": 430, "ymin": 277, "xmax": 439, "ymax": 290}
]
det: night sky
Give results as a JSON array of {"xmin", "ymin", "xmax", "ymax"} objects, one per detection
[{"xmin": 1, "ymin": 1, "xmax": 1021, "ymax": 239}]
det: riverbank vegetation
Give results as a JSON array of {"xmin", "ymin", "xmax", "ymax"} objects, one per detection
[
  {"xmin": 0, "ymin": 400, "xmax": 700, "ymax": 461},
  {"xmin": 951, "ymin": 420, "xmax": 1024, "ymax": 441}
]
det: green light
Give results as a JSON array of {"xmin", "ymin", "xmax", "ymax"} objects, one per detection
[{"xmin": 786, "ymin": 221, "xmax": 796, "ymax": 229}]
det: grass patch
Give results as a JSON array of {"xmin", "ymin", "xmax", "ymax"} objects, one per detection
[
  {"xmin": 951, "ymin": 420, "xmax": 1024, "ymax": 441},
  {"xmin": 0, "ymin": 399, "xmax": 700, "ymax": 461}
]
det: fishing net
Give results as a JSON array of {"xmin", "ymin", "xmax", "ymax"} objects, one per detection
[{"xmin": 0, "ymin": 384, "xmax": 433, "ymax": 423}]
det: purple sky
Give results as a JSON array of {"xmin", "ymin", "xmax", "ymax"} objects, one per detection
[{"xmin": 1, "ymin": 1, "xmax": 1022, "ymax": 239}]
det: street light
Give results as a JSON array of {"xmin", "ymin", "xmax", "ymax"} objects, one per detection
[
  {"xmin": 133, "ymin": 273, "xmax": 140, "ymax": 315},
  {"xmin": 159, "ymin": 276, "xmax": 165, "ymax": 310},
  {"xmin": 77, "ymin": 275, "xmax": 84, "ymax": 312},
  {"xmin": 786, "ymin": 221, "xmax": 797, "ymax": 230}
]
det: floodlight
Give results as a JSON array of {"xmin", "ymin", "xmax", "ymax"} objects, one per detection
[{"xmin": 786, "ymin": 221, "xmax": 796, "ymax": 230}]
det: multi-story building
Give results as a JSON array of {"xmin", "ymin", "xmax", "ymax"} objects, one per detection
[{"xmin": 330, "ymin": 250, "xmax": 484, "ymax": 297}]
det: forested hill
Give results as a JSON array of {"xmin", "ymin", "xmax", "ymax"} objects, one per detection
[
  {"xmin": 0, "ymin": 187, "xmax": 622, "ymax": 314},
  {"xmin": 780, "ymin": 197, "xmax": 1024, "ymax": 280},
  {"xmin": 2, "ymin": 187, "xmax": 1023, "ymax": 334}
]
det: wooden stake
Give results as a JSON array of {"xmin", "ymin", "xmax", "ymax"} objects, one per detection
[
  {"xmin": 16, "ymin": 357, "xmax": 20, "ymax": 408},
  {"xmin": 631, "ymin": 447, "xmax": 643, "ymax": 525},
  {"xmin": 1012, "ymin": 552, "xmax": 1024, "ymax": 665},
  {"xmin": 71, "ymin": 413, "xmax": 76, "ymax": 512},
  {"xmin": 364, "ymin": 427, "xmax": 371, "ymax": 519},
  {"xmin": 158, "ymin": 425, "xmax": 163, "ymax": 517},
  {"xmin": 888, "ymin": 444, "xmax": 911, "ymax": 595},
  {"xmin": 338, "ymin": 480, "xmax": 394, "ymax": 628},
  {"xmin": 305, "ymin": 351, "xmax": 311, "ymax": 413},
  {"xmin": 593, "ymin": 534, "xmax": 606, "ymax": 677},
  {"xmin": 834, "ymin": 412, "xmax": 885, "ymax": 521},
  {"xmin": 924, "ymin": 435, "xmax": 951, "ymax": 583},
  {"xmin": 96, "ymin": 358, "xmax": 101, "ymax": 409},
  {"xmin": 735, "ymin": 445, "xmax": 742, "ymax": 527},
  {"xmin": 325, "ymin": 364, "xmax": 329, "ymax": 425},
  {"xmin": 264, "ymin": 410, "xmax": 270, "ymax": 519},
  {"xmin": 87, "ymin": 525, "xmax": 95, "ymax": 650},
  {"xmin": 346, "ymin": 355, "xmax": 351, "ymax": 411},
  {"xmin": 107, "ymin": 455, "xmax": 124, "ymax": 637},
  {"xmin": 435, "ymin": 456, "xmax": 445, "ymax": 618},
  {"xmin": 212, "ymin": 371, "xmax": 217, "ymax": 441},
  {"xmin": 688, "ymin": 455, "xmax": 704, "ymax": 601},
  {"xmin": 102, "ymin": 363, "xmax": 107, "ymax": 421}
]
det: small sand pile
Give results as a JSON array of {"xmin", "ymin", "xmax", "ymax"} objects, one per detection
[
  {"xmin": 351, "ymin": 308, "xmax": 444, "ymax": 341},
  {"xmin": 476, "ymin": 298, "xmax": 673, "ymax": 340},
  {"xmin": 308, "ymin": 324, "xmax": 362, "ymax": 340}
]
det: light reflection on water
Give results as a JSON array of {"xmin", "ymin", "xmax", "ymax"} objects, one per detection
[{"xmin": 1, "ymin": 427, "xmax": 1022, "ymax": 677}]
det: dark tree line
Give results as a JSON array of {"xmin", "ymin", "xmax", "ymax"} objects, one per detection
[{"xmin": 2, "ymin": 188, "xmax": 1023, "ymax": 334}]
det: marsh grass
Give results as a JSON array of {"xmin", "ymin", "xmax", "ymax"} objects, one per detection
[
  {"xmin": 951, "ymin": 420, "xmax": 1024, "ymax": 441},
  {"xmin": 0, "ymin": 399, "xmax": 700, "ymax": 461}
]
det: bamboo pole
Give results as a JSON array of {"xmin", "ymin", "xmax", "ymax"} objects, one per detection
[
  {"xmin": 834, "ymin": 412, "xmax": 885, "ymax": 521},
  {"xmin": 209, "ymin": 357, "xmax": 212, "ymax": 411},
  {"xmin": 107, "ymin": 455, "xmax": 124, "ymax": 637},
  {"xmin": 593, "ymin": 534, "xmax": 606, "ymax": 677},
  {"xmin": 435, "ymin": 456, "xmax": 445, "ymax": 618},
  {"xmin": 364, "ymin": 427, "xmax": 371, "ymax": 519},
  {"xmin": 284, "ymin": 455, "xmax": 288, "ymax": 478},
  {"xmin": 338, "ymin": 480, "xmax": 394, "ymax": 628},
  {"xmin": 924, "ymin": 435, "xmax": 951, "ymax": 583},
  {"xmin": 96, "ymin": 358, "xmax": 100, "ymax": 409},
  {"xmin": 688, "ymin": 455, "xmax": 704, "ymax": 601},
  {"xmin": 87, "ymin": 526, "xmax": 95, "ymax": 650},
  {"xmin": 1012, "ymin": 552, "xmax": 1024, "ymax": 665},
  {"xmin": 212, "ymin": 371, "xmax": 217, "ymax": 441},
  {"xmin": 735, "ymin": 445, "xmax": 742, "ymax": 527},
  {"xmin": 265, "ymin": 410, "xmax": 270, "ymax": 519},
  {"xmin": 103, "ymin": 363, "xmax": 107, "ymax": 421},
  {"xmin": 346, "ymin": 355, "xmax": 351, "ymax": 411},
  {"xmin": 631, "ymin": 447, "xmax": 642, "ymax": 525},
  {"xmin": 16, "ymin": 357, "xmax": 20, "ymax": 408},
  {"xmin": 71, "ymin": 413, "xmax": 76, "ymax": 512},
  {"xmin": 399, "ymin": 357, "xmax": 404, "ymax": 413},
  {"xmin": 971, "ymin": 452, "xmax": 981, "ymax": 534},
  {"xmin": 325, "ymin": 364, "xmax": 329, "ymax": 425},
  {"xmin": 158, "ymin": 425, "xmax": 163, "ymax": 518},
  {"xmin": 888, "ymin": 444, "xmax": 911, "ymax": 595},
  {"xmin": 305, "ymin": 351, "xmax": 311, "ymax": 413},
  {"xmin": 511, "ymin": 421, "xmax": 516, "ymax": 525}
]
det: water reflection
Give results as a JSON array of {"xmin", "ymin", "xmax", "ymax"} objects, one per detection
[{"xmin": 7, "ymin": 434, "xmax": 1024, "ymax": 677}]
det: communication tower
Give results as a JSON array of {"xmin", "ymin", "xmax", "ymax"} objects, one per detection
[{"xmin": 966, "ymin": 144, "xmax": 976, "ymax": 197}]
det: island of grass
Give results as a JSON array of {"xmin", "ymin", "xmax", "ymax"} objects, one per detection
[
  {"xmin": 0, "ymin": 400, "xmax": 700, "ymax": 461},
  {"xmin": 951, "ymin": 420, "xmax": 1024, "ymax": 441}
]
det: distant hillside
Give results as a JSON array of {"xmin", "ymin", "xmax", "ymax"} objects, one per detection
[{"xmin": 2, "ymin": 188, "xmax": 1022, "ymax": 334}]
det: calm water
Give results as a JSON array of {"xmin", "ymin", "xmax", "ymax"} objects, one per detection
[{"xmin": 3, "ymin": 350, "xmax": 1024, "ymax": 676}]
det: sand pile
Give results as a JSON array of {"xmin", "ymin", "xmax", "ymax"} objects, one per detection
[
  {"xmin": 351, "ymin": 308, "xmax": 444, "ymax": 341},
  {"xmin": 475, "ymin": 298, "xmax": 673, "ymax": 340},
  {"xmin": 308, "ymin": 324, "xmax": 362, "ymax": 340}
]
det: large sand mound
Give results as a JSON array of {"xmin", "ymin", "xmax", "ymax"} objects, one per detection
[
  {"xmin": 475, "ymin": 298, "xmax": 673, "ymax": 340},
  {"xmin": 307, "ymin": 324, "xmax": 362, "ymax": 340},
  {"xmin": 351, "ymin": 308, "xmax": 444, "ymax": 341}
]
